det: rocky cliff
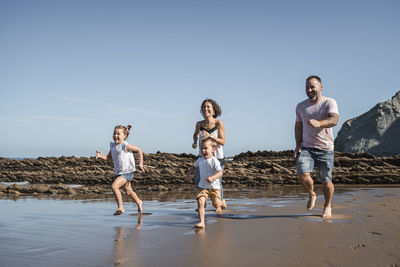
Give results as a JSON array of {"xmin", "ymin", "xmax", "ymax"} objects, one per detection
[{"xmin": 335, "ymin": 91, "xmax": 400, "ymax": 156}]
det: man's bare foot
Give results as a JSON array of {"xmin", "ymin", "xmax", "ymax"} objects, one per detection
[
  {"xmin": 113, "ymin": 209, "xmax": 125, "ymax": 216},
  {"xmin": 137, "ymin": 200, "xmax": 143, "ymax": 214},
  {"xmin": 322, "ymin": 206, "xmax": 332, "ymax": 218},
  {"xmin": 307, "ymin": 193, "xmax": 317, "ymax": 211},
  {"xmin": 195, "ymin": 222, "xmax": 205, "ymax": 228}
]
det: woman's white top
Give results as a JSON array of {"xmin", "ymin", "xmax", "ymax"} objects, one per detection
[
  {"xmin": 110, "ymin": 141, "xmax": 136, "ymax": 174},
  {"xmin": 198, "ymin": 124, "xmax": 224, "ymax": 159}
]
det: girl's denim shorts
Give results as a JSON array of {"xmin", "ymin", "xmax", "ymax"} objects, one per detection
[{"xmin": 116, "ymin": 172, "xmax": 134, "ymax": 182}]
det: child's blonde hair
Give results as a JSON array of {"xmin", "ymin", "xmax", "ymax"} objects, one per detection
[
  {"xmin": 201, "ymin": 137, "xmax": 217, "ymax": 148},
  {"xmin": 114, "ymin": 125, "xmax": 132, "ymax": 139}
]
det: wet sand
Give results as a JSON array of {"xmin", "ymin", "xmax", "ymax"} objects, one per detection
[{"xmin": 0, "ymin": 186, "xmax": 399, "ymax": 267}]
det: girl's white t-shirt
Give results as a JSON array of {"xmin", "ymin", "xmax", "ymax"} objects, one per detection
[{"xmin": 110, "ymin": 141, "xmax": 136, "ymax": 174}]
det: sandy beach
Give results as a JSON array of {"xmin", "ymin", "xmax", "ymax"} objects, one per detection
[{"xmin": 0, "ymin": 186, "xmax": 399, "ymax": 267}]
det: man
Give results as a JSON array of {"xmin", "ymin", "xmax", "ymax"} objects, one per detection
[{"xmin": 294, "ymin": 75, "xmax": 339, "ymax": 218}]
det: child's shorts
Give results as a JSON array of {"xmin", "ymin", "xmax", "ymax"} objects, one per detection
[
  {"xmin": 196, "ymin": 189, "xmax": 221, "ymax": 207},
  {"xmin": 116, "ymin": 172, "xmax": 134, "ymax": 182}
]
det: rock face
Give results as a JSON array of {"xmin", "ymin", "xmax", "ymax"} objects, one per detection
[{"xmin": 335, "ymin": 91, "xmax": 400, "ymax": 156}]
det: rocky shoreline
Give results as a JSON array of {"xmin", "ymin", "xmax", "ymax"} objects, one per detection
[{"xmin": 1, "ymin": 151, "xmax": 399, "ymax": 196}]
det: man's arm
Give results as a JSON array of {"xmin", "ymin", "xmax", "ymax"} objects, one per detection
[
  {"xmin": 294, "ymin": 121, "xmax": 303, "ymax": 159},
  {"xmin": 308, "ymin": 113, "xmax": 339, "ymax": 128}
]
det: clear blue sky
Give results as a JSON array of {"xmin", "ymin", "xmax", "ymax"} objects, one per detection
[{"xmin": 1, "ymin": 0, "xmax": 399, "ymax": 158}]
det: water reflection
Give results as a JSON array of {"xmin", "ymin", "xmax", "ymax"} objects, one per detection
[{"xmin": 113, "ymin": 215, "xmax": 143, "ymax": 265}]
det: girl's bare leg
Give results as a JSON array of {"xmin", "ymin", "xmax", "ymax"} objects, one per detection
[
  {"xmin": 195, "ymin": 197, "xmax": 206, "ymax": 228},
  {"xmin": 112, "ymin": 177, "xmax": 128, "ymax": 215},
  {"xmin": 124, "ymin": 182, "xmax": 143, "ymax": 214}
]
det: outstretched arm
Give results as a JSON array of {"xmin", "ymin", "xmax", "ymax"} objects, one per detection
[
  {"xmin": 186, "ymin": 166, "xmax": 196, "ymax": 182},
  {"xmin": 96, "ymin": 150, "xmax": 112, "ymax": 161},
  {"xmin": 308, "ymin": 113, "xmax": 339, "ymax": 128},
  {"xmin": 126, "ymin": 145, "xmax": 145, "ymax": 173}
]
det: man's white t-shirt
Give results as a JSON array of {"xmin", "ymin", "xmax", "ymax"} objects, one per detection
[{"xmin": 296, "ymin": 96, "xmax": 339, "ymax": 151}]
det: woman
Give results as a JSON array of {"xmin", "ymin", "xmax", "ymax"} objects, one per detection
[{"xmin": 192, "ymin": 98, "xmax": 226, "ymax": 198}]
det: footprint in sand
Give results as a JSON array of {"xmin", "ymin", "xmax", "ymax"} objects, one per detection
[
  {"xmin": 368, "ymin": 231, "xmax": 382, "ymax": 236},
  {"xmin": 351, "ymin": 242, "xmax": 366, "ymax": 250}
]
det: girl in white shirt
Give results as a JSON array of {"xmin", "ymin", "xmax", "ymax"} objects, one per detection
[{"xmin": 96, "ymin": 125, "xmax": 145, "ymax": 215}]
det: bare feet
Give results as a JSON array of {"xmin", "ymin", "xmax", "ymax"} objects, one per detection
[
  {"xmin": 113, "ymin": 209, "xmax": 125, "ymax": 216},
  {"xmin": 221, "ymin": 199, "xmax": 227, "ymax": 209},
  {"xmin": 307, "ymin": 193, "xmax": 317, "ymax": 211},
  {"xmin": 216, "ymin": 207, "xmax": 222, "ymax": 214},
  {"xmin": 195, "ymin": 222, "xmax": 205, "ymax": 228},
  {"xmin": 322, "ymin": 206, "xmax": 332, "ymax": 218},
  {"xmin": 137, "ymin": 200, "xmax": 143, "ymax": 214},
  {"xmin": 216, "ymin": 200, "xmax": 227, "ymax": 214}
]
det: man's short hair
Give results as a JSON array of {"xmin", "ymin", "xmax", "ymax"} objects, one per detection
[
  {"xmin": 201, "ymin": 137, "xmax": 217, "ymax": 148},
  {"xmin": 306, "ymin": 75, "xmax": 322, "ymax": 84}
]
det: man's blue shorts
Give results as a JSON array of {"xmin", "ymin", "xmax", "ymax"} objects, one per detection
[{"xmin": 296, "ymin": 147, "xmax": 334, "ymax": 183}]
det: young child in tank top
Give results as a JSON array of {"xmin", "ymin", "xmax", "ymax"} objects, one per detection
[{"xmin": 96, "ymin": 125, "xmax": 145, "ymax": 215}]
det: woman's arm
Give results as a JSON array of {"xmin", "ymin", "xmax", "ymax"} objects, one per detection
[
  {"xmin": 126, "ymin": 144, "xmax": 145, "ymax": 173},
  {"xmin": 192, "ymin": 121, "xmax": 201, "ymax": 149},
  {"xmin": 213, "ymin": 120, "xmax": 225, "ymax": 146}
]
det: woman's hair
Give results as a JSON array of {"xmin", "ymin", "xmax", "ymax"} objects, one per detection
[
  {"xmin": 114, "ymin": 125, "xmax": 132, "ymax": 139},
  {"xmin": 200, "ymin": 98, "xmax": 222, "ymax": 118}
]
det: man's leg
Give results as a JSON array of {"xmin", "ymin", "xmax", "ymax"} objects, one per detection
[
  {"xmin": 316, "ymin": 150, "xmax": 335, "ymax": 218},
  {"xmin": 298, "ymin": 172, "xmax": 317, "ymax": 210},
  {"xmin": 322, "ymin": 182, "xmax": 334, "ymax": 218}
]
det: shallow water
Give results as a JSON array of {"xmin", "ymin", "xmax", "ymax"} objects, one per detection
[{"xmin": 0, "ymin": 186, "xmax": 397, "ymax": 267}]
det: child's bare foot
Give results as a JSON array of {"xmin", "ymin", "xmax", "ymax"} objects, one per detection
[
  {"xmin": 221, "ymin": 199, "xmax": 227, "ymax": 210},
  {"xmin": 307, "ymin": 193, "xmax": 317, "ymax": 211},
  {"xmin": 137, "ymin": 200, "xmax": 143, "ymax": 214},
  {"xmin": 322, "ymin": 206, "xmax": 332, "ymax": 218},
  {"xmin": 216, "ymin": 207, "xmax": 222, "ymax": 214},
  {"xmin": 113, "ymin": 209, "xmax": 125, "ymax": 216},
  {"xmin": 195, "ymin": 222, "xmax": 205, "ymax": 228}
]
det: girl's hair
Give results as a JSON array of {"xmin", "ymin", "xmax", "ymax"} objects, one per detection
[
  {"xmin": 200, "ymin": 98, "xmax": 222, "ymax": 118},
  {"xmin": 114, "ymin": 125, "xmax": 132, "ymax": 139}
]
